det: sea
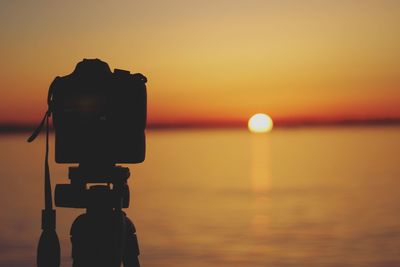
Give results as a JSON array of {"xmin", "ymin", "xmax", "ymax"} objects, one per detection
[{"xmin": 0, "ymin": 126, "xmax": 399, "ymax": 267}]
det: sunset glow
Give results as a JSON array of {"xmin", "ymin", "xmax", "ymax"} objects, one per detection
[{"xmin": 0, "ymin": 1, "xmax": 400, "ymax": 127}]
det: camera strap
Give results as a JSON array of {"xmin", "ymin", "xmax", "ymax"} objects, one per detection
[
  {"xmin": 28, "ymin": 110, "xmax": 56, "ymax": 228},
  {"xmin": 27, "ymin": 79, "xmax": 56, "ymax": 230}
]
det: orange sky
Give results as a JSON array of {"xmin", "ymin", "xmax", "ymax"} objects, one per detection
[{"xmin": 1, "ymin": 1, "xmax": 400, "ymax": 126}]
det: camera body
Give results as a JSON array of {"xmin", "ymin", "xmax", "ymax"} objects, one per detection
[{"xmin": 51, "ymin": 59, "xmax": 147, "ymax": 164}]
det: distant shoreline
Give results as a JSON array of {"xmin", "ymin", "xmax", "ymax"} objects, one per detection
[{"xmin": 1, "ymin": 118, "xmax": 400, "ymax": 134}]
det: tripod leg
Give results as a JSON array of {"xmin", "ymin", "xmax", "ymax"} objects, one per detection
[
  {"xmin": 71, "ymin": 212, "xmax": 124, "ymax": 267},
  {"xmin": 70, "ymin": 213, "xmax": 94, "ymax": 267},
  {"xmin": 71, "ymin": 212, "xmax": 140, "ymax": 267},
  {"xmin": 122, "ymin": 217, "xmax": 140, "ymax": 267}
]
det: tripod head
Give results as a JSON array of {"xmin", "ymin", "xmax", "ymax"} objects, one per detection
[{"xmin": 55, "ymin": 164, "xmax": 131, "ymax": 209}]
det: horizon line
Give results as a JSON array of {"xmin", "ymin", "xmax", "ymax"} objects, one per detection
[{"xmin": 1, "ymin": 117, "xmax": 400, "ymax": 133}]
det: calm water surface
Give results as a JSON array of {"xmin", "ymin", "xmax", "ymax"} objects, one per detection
[{"xmin": 0, "ymin": 127, "xmax": 400, "ymax": 267}]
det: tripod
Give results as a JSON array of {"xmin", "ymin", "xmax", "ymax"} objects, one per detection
[{"xmin": 55, "ymin": 164, "xmax": 140, "ymax": 267}]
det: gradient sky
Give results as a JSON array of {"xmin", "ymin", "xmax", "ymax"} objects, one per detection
[{"xmin": 1, "ymin": 0, "xmax": 400, "ymax": 125}]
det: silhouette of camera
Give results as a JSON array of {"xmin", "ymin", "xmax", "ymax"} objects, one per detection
[
  {"xmin": 33, "ymin": 59, "xmax": 144, "ymax": 267},
  {"xmin": 51, "ymin": 58, "xmax": 147, "ymax": 164}
]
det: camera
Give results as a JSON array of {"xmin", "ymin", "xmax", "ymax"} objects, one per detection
[
  {"xmin": 33, "ymin": 59, "xmax": 145, "ymax": 266},
  {"xmin": 51, "ymin": 58, "xmax": 147, "ymax": 164}
]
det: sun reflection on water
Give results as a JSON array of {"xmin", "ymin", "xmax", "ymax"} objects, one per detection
[
  {"xmin": 250, "ymin": 134, "xmax": 271, "ymax": 193},
  {"xmin": 250, "ymin": 134, "xmax": 272, "ymax": 237}
]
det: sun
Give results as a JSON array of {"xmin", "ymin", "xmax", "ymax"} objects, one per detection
[{"xmin": 248, "ymin": 113, "xmax": 273, "ymax": 133}]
